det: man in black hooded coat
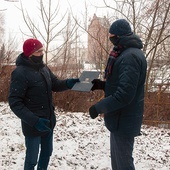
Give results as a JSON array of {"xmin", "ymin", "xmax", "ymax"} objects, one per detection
[{"xmin": 89, "ymin": 19, "xmax": 147, "ymax": 170}]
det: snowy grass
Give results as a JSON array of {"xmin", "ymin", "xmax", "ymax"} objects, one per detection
[{"xmin": 0, "ymin": 102, "xmax": 169, "ymax": 170}]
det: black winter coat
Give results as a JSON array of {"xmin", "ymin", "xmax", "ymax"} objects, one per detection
[
  {"xmin": 95, "ymin": 34, "xmax": 147, "ymax": 137},
  {"xmin": 8, "ymin": 54, "xmax": 68, "ymax": 137}
]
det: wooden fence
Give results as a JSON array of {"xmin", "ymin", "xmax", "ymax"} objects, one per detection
[
  {"xmin": 144, "ymin": 84, "xmax": 170, "ymax": 128},
  {"xmin": 0, "ymin": 66, "xmax": 170, "ymax": 128}
]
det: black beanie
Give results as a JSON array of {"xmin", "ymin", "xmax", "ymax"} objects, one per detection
[{"xmin": 109, "ymin": 19, "xmax": 132, "ymax": 36}]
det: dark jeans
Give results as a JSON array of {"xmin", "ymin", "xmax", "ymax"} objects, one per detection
[
  {"xmin": 110, "ymin": 133, "xmax": 135, "ymax": 170},
  {"xmin": 24, "ymin": 131, "xmax": 53, "ymax": 170}
]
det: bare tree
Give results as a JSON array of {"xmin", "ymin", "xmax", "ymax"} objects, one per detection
[
  {"xmin": 0, "ymin": 12, "xmax": 6, "ymax": 73},
  {"xmin": 70, "ymin": 4, "xmax": 112, "ymax": 76},
  {"xmin": 0, "ymin": 2, "xmax": 19, "ymax": 79},
  {"xmin": 19, "ymin": 0, "xmax": 70, "ymax": 64},
  {"xmin": 141, "ymin": 0, "xmax": 170, "ymax": 93},
  {"xmin": 0, "ymin": 34, "xmax": 19, "ymax": 102},
  {"xmin": 79, "ymin": 0, "xmax": 170, "ymax": 92},
  {"xmin": 18, "ymin": 0, "xmax": 85, "ymax": 80},
  {"xmin": 0, "ymin": 13, "xmax": 4, "ymax": 45}
]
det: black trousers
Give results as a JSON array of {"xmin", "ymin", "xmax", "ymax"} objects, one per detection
[{"xmin": 110, "ymin": 133, "xmax": 135, "ymax": 170}]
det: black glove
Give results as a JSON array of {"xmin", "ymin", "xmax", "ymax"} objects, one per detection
[
  {"xmin": 91, "ymin": 79, "xmax": 105, "ymax": 91},
  {"xmin": 67, "ymin": 78, "xmax": 80, "ymax": 89},
  {"xmin": 89, "ymin": 105, "xmax": 98, "ymax": 119},
  {"xmin": 34, "ymin": 118, "xmax": 51, "ymax": 132}
]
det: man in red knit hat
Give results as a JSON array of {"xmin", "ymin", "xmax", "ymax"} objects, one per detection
[{"xmin": 8, "ymin": 38, "xmax": 79, "ymax": 170}]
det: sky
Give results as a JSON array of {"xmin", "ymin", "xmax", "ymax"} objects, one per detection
[
  {"xmin": 1, "ymin": 0, "xmax": 114, "ymax": 50},
  {"xmin": 0, "ymin": 101, "xmax": 170, "ymax": 170}
]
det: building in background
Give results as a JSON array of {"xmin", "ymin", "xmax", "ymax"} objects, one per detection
[{"xmin": 88, "ymin": 14, "xmax": 110, "ymax": 73}]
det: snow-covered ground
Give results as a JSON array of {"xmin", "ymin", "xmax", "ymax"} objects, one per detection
[{"xmin": 0, "ymin": 102, "xmax": 169, "ymax": 170}]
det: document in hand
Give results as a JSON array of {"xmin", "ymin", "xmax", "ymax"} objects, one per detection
[{"xmin": 71, "ymin": 71, "xmax": 100, "ymax": 92}]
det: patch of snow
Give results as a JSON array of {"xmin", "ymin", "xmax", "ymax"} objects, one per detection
[{"xmin": 0, "ymin": 102, "xmax": 170, "ymax": 170}]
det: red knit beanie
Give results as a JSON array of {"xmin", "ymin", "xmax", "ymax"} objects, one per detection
[{"xmin": 23, "ymin": 38, "xmax": 43, "ymax": 57}]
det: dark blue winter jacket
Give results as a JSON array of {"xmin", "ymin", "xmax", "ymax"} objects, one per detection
[
  {"xmin": 8, "ymin": 54, "xmax": 68, "ymax": 137},
  {"xmin": 95, "ymin": 34, "xmax": 147, "ymax": 137}
]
